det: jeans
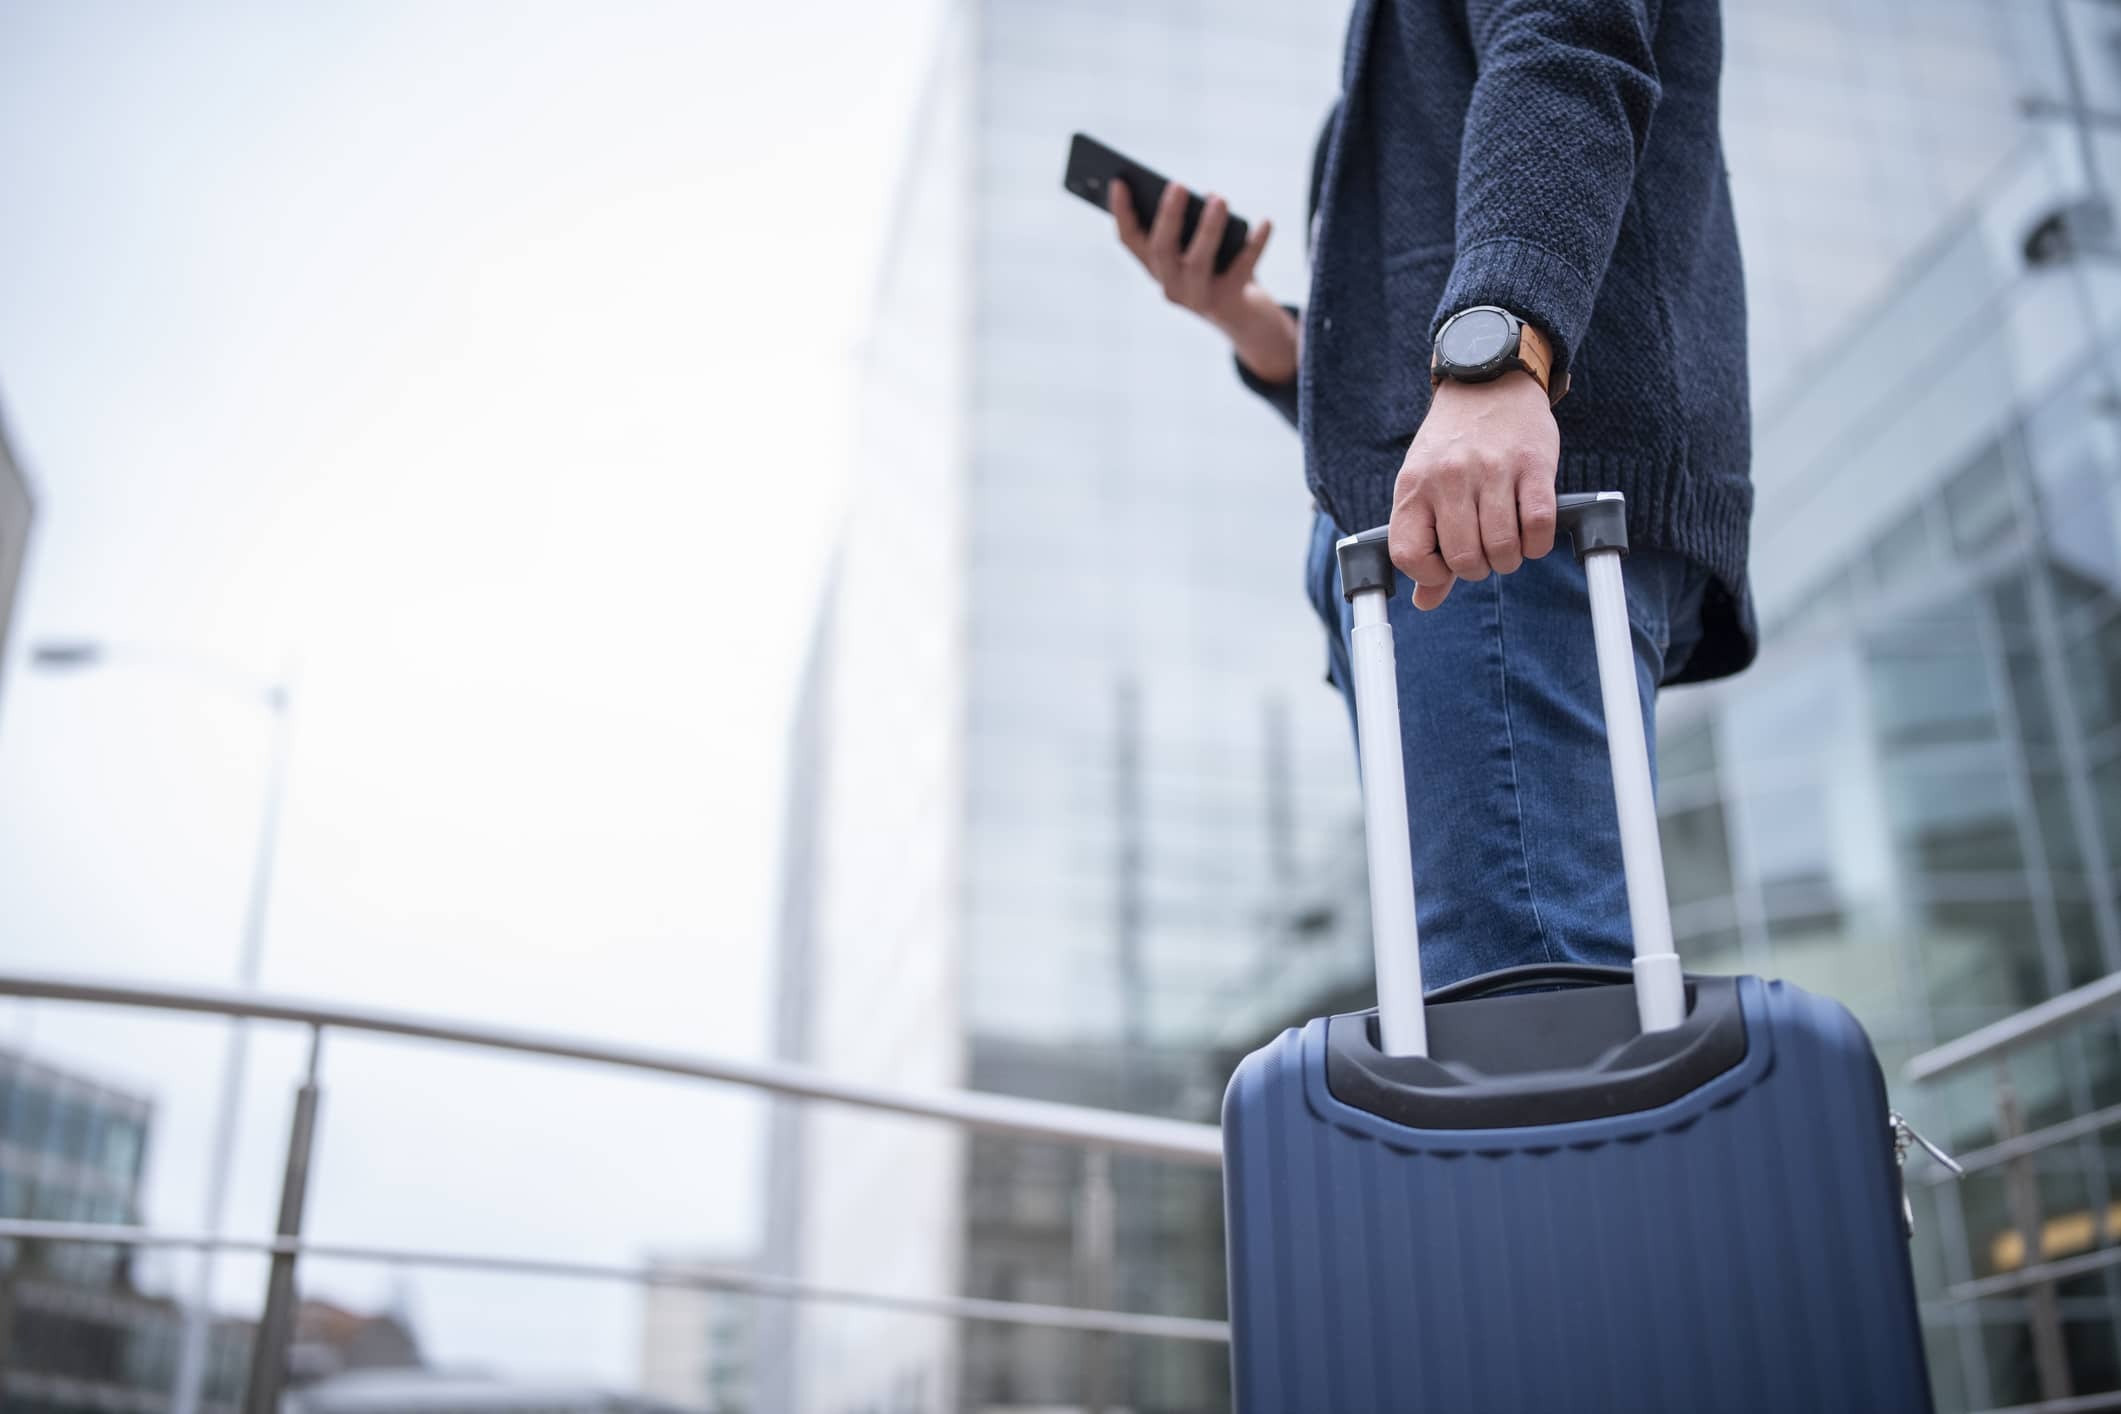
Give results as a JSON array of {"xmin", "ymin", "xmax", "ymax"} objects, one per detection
[{"xmin": 1305, "ymin": 509, "xmax": 1711, "ymax": 988}]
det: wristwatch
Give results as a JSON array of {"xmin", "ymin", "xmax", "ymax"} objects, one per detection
[{"xmin": 1430, "ymin": 305, "xmax": 1569, "ymax": 404}]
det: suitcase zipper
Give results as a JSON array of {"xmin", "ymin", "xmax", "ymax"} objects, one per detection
[{"xmin": 1890, "ymin": 1110, "xmax": 1965, "ymax": 1239}]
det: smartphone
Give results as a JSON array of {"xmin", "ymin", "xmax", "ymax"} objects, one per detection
[{"xmin": 1063, "ymin": 132, "xmax": 1250, "ymax": 275}]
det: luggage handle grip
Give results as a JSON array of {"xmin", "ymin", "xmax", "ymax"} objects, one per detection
[
  {"xmin": 1422, "ymin": 962, "xmax": 1637, "ymax": 1005},
  {"xmin": 1335, "ymin": 491, "xmax": 1685, "ymax": 1058}
]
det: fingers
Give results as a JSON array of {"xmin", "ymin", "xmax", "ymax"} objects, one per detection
[
  {"xmin": 1174, "ymin": 195, "xmax": 1229, "ymax": 307},
  {"xmin": 1229, "ymin": 217, "xmax": 1273, "ymax": 286},
  {"xmin": 1518, "ymin": 470, "xmax": 1558, "ymax": 562},
  {"xmin": 1146, "ymin": 181, "xmax": 1187, "ymax": 284},
  {"xmin": 1109, "ymin": 182, "xmax": 1149, "ymax": 261},
  {"xmin": 1388, "ymin": 495, "xmax": 1454, "ymax": 610},
  {"xmin": 1184, "ymin": 196, "xmax": 1229, "ymax": 273},
  {"xmin": 1478, "ymin": 485, "xmax": 1523, "ymax": 576},
  {"xmin": 1435, "ymin": 490, "xmax": 1490, "ymax": 590}
]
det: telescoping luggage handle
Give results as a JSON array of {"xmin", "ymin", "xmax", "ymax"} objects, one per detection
[{"xmin": 1335, "ymin": 491, "xmax": 1685, "ymax": 1058}]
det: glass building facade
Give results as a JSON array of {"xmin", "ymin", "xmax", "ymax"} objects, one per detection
[
  {"xmin": 0, "ymin": 1047, "xmax": 251, "ymax": 1414},
  {"xmin": 779, "ymin": 1, "xmax": 2121, "ymax": 1411},
  {"xmin": 784, "ymin": 1, "xmax": 1350, "ymax": 1408}
]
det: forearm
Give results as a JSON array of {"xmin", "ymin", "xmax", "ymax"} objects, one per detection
[
  {"xmin": 1217, "ymin": 289, "xmax": 1300, "ymax": 385},
  {"xmin": 1435, "ymin": 0, "xmax": 1660, "ymax": 373}
]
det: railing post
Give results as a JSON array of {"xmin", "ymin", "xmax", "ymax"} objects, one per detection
[
  {"xmin": 1075, "ymin": 1147, "xmax": 1117, "ymax": 1414},
  {"xmin": 244, "ymin": 1025, "xmax": 323, "ymax": 1414},
  {"xmin": 1999, "ymin": 1065, "xmax": 2073, "ymax": 1403}
]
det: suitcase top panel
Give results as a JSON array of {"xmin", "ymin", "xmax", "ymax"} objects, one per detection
[{"xmin": 1324, "ymin": 970, "xmax": 1749, "ymax": 1129}]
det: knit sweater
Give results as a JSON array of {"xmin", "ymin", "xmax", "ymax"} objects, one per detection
[{"xmin": 1250, "ymin": 0, "xmax": 1753, "ymax": 683}]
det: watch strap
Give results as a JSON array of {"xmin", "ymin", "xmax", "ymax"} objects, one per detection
[
  {"xmin": 1429, "ymin": 311, "xmax": 1570, "ymax": 405},
  {"xmin": 1514, "ymin": 321, "xmax": 1565, "ymax": 403}
]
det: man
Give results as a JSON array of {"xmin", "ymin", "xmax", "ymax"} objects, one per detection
[{"xmin": 1109, "ymin": 0, "xmax": 1750, "ymax": 986}]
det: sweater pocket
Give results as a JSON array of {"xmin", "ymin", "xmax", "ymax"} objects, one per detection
[{"xmin": 1380, "ymin": 242, "xmax": 1457, "ymax": 441}]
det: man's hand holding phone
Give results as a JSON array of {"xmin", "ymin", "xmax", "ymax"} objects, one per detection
[{"xmin": 1109, "ymin": 182, "xmax": 1298, "ymax": 386}]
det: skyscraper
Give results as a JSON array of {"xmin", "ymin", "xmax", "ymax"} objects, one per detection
[
  {"xmin": 778, "ymin": 2, "xmax": 1350, "ymax": 1408},
  {"xmin": 773, "ymin": 1, "xmax": 2070, "ymax": 1410}
]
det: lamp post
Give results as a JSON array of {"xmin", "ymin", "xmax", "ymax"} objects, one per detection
[{"xmin": 32, "ymin": 640, "xmax": 296, "ymax": 1414}]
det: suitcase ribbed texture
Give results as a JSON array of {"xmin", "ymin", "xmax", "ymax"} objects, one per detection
[{"xmin": 1222, "ymin": 978, "xmax": 1933, "ymax": 1413}]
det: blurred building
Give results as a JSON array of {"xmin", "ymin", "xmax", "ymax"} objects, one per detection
[
  {"xmin": 1647, "ymin": 3, "xmax": 2121, "ymax": 1404},
  {"xmin": 772, "ymin": 2, "xmax": 2111, "ymax": 1413},
  {"xmin": 287, "ymin": 1297, "xmax": 424, "ymax": 1388},
  {"xmin": 284, "ymin": 1368, "xmax": 691, "ymax": 1414},
  {"xmin": 774, "ymin": 0, "xmax": 1353, "ymax": 1407},
  {"xmin": 0, "ymin": 404, "xmax": 34, "ymax": 698},
  {"xmin": 636, "ymin": 1253, "xmax": 756, "ymax": 1414},
  {"xmin": 755, "ymin": 600, "xmax": 831, "ymax": 1414},
  {"xmin": 0, "ymin": 1046, "xmax": 251, "ymax": 1414}
]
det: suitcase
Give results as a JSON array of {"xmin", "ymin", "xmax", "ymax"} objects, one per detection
[{"xmin": 1221, "ymin": 493, "xmax": 1937, "ymax": 1413}]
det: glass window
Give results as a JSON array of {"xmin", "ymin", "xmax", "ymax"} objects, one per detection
[
  {"xmin": 2004, "ymin": 639, "xmax": 2057, "ymax": 749},
  {"xmin": 6, "ymin": 1081, "xmax": 46, "ymax": 1150},
  {"xmin": 1870, "ymin": 501, "xmax": 1945, "ymax": 596},
  {"xmin": 1867, "ymin": 642, "xmax": 1998, "ymax": 748},
  {"xmin": 1661, "ymin": 800, "xmax": 1736, "ymax": 909},
  {"xmin": 45, "ymin": 1095, "xmax": 82, "ymax": 1163},
  {"xmin": 2061, "ymin": 1269, "xmax": 2121, "ymax": 1394},
  {"xmin": 1944, "ymin": 440, "xmax": 2018, "ymax": 553},
  {"xmin": 2051, "ymin": 893, "xmax": 2107, "ymax": 990},
  {"xmin": 2062, "ymin": 595, "xmax": 2121, "ymax": 739},
  {"xmin": 1884, "ymin": 751, "xmax": 2024, "ymax": 876},
  {"xmin": 1918, "ymin": 894, "xmax": 2048, "ymax": 1023},
  {"xmin": 102, "ymin": 1116, "xmax": 142, "ymax": 1185}
]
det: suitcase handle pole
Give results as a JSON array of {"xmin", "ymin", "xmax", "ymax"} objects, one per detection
[
  {"xmin": 1334, "ymin": 492, "xmax": 1685, "ymax": 1052},
  {"xmin": 1571, "ymin": 496, "xmax": 1687, "ymax": 1034},
  {"xmin": 1345, "ymin": 559, "xmax": 1428, "ymax": 1057}
]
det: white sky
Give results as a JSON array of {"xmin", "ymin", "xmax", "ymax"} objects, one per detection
[{"xmin": 0, "ymin": 0, "xmax": 942, "ymax": 1386}]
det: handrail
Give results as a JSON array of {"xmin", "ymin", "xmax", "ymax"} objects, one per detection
[
  {"xmin": 1904, "ymin": 970, "xmax": 2121, "ymax": 1084},
  {"xmin": 0, "ymin": 969, "xmax": 1223, "ymax": 1166},
  {"xmin": 0, "ymin": 1220, "xmax": 1230, "ymax": 1345}
]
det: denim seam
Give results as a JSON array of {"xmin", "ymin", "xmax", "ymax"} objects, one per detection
[{"xmin": 1492, "ymin": 573, "xmax": 1556, "ymax": 965}]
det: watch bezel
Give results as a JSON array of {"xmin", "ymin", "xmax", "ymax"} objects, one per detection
[{"xmin": 1433, "ymin": 305, "xmax": 1524, "ymax": 383}]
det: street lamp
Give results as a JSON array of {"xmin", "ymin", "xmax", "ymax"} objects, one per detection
[
  {"xmin": 31, "ymin": 640, "xmax": 107, "ymax": 668},
  {"xmin": 31, "ymin": 639, "xmax": 296, "ymax": 1414}
]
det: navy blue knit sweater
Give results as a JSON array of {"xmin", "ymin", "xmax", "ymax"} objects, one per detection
[{"xmin": 1254, "ymin": 0, "xmax": 1753, "ymax": 682}]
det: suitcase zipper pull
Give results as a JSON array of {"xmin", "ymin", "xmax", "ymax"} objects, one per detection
[
  {"xmin": 1891, "ymin": 1111, "xmax": 1965, "ymax": 1177},
  {"xmin": 1891, "ymin": 1110, "xmax": 1965, "ymax": 1239}
]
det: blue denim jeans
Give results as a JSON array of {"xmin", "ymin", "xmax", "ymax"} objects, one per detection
[{"xmin": 1306, "ymin": 509, "xmax": 1711, "ymax": 988}]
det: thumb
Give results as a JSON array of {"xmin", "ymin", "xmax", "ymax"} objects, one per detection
[
  {"xmin": 1228, "ymin": 217, "xmax": 1273, "ymax": 284},
  {"xmin": 1412, "ymin": 578, "xmax": 1454, "ymax": 612}
]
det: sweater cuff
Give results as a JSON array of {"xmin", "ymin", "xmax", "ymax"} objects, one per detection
[
  {"xmin": 1432, "ymin": 237, "xmax": 1599, "ymax": 380},
  {"xmin": 1235, "ymin": 354, "xmax": 1300, "ymax": 428},
  {"xmin": 1233, "ymin": 303, "xmax": 1302, "ymax": 429}
]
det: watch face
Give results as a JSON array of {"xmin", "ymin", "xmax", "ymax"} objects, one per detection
[{"xmin": 1439, "ymin": 307, "xmax": 1514, "ymax": 372}]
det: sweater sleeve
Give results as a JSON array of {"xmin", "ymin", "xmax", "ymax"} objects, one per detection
[
  {"xmin": 1431, "ymin": 0, "xmax": 1662, "ymax": 377},
  {"xmin": 1232, "ymin": 304, "xmax": 1303, "ymax": 429}
]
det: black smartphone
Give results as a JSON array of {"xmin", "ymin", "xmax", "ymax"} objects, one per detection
[{"xmin": 1063, "ymin": 132, "xmax": 1250, "ymax": 275}]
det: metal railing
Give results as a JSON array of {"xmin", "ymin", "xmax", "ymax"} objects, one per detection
[
  {"xmin": 0, "ymin": 968, "xmax": 1230, "ymax": 1413},
  {"xmin": 1906, "ymin": 969, "xmax": 2121, "ymax": 1412}
]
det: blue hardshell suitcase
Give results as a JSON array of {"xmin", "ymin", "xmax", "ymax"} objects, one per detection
[{"xmin": 1222, "ymin": 497, "xmax": 1940, "ymax": 1413}]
